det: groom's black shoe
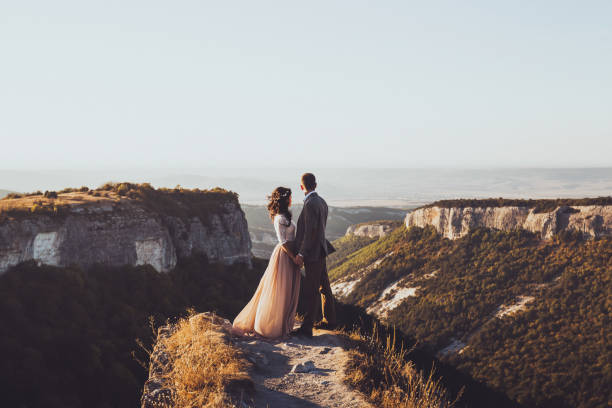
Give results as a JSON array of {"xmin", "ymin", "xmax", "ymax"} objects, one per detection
[
  {"xmin": 313, "ymin": 321, "xmax": 337, "ymax": 330},
  {"xmin": 290, "ymin": 326, "xmax": 313, "ymax": 338}
]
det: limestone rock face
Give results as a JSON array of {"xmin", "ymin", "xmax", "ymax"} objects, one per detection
[
  {"xmin": 345, "ymin": 222, "xmax": 398, "ymax": 239},
  {"xmin": 0, "ymin": 200, "xmax": 252, "ymax": 274},
  {"xmin": 405, "ymin": 205, "xmax": 612, "ymax": 240}
]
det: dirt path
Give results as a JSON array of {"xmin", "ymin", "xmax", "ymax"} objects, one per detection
[{"xmin": 235, "ymin": 329, "xmax": 373, "ymax": 408}]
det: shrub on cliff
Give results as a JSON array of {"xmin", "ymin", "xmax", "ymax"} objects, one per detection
[
  {"xmin": 56, "ymin": 186, "xmax": 90, "ymax": 194},
  {"xmin": 116, "ymin": 183, "xmax": 130, "ymax": 196},
  {"xmin": 28, "ymin": 202, "xmax": 62, "ymax": 216},
  {"xmin": 4, "ymin": 193, "xmax": 22, "ymax": 199}
]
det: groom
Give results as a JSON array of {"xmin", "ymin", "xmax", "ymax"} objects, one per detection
[{"xmin": 293, "ymin": 173, "xmax": 337, "ymax": 338}]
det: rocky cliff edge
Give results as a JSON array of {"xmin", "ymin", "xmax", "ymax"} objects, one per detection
[
  {"xmin": 0, "ymin": 183, "xmax": 252, "ymax": 273},
  {"xmin": 406, "ymin": 202, "xmax": 612, "ymax": 240}
]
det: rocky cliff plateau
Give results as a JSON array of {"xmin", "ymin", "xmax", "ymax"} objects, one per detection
[
  {"xmin": 406, "ymin": 201, "xmax": 612, "ymax": 240},
  {"xmin": 0, "ymin": 184, "xmax": 252, "ymax": 273}
]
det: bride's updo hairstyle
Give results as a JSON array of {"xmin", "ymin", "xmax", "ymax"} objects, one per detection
[{"xmin": 267, "ymin": 187, "xmax": 292, "ymax": 222}]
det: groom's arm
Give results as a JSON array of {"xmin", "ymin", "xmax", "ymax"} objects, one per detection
[
  {"xmin": 281, "ymin": 242, "xmax": 297, "ymax": 259},
  {"xmin": 298, "ymin": 202, "xmax": 316, "ymax": 262}
]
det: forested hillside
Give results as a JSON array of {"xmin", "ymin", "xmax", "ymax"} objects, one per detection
[
  {"xmin": 327, "ymin": 233, "xmax": 378, "ymax": 270},
  {"xmin": 0, "ymin": 257, "xmax": 265, "ymax": 408},
  {"xmin": 330, "ymin": 226, "xmax": 611, "ymax": 408}
]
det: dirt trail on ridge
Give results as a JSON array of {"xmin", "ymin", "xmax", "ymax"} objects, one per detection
[{"xmin": 235, "ymin": 329, "xmax": 373, "ymax": 408}]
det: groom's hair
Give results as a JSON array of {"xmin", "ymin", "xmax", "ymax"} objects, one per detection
[{"xmin": 301, "ymin": 173, "xmax": 316, "ymax": 190}]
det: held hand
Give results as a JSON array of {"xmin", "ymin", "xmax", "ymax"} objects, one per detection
[{"xmin": 295, "ymin": 254, "xmax": 304, "ymax": 267}]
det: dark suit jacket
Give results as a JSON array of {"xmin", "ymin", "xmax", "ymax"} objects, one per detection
[{"xmin": 295, "ymin": 192, "xmax": 335, "ymax": 262}]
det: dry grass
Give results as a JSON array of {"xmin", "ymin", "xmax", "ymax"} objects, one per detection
[
  {"xmin": 0, "ymin": 191, "xmax": 119, "ymax": 219},
  {"xmin": 343, "ymin": 324, "xmax": 460, "ymax": 408},
  {"xmin": 157, "ymin": 313, "xmax": 253, "ymax": 408}
]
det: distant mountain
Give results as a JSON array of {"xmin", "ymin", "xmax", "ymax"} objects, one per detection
[
  {"xmin": 2, "ymin": 167, "xmax": 612, "ymax": 208},
  {"xmin": 243, "ymin": 204, "xmax": 409, "ymax": 258},
  {"xmin": 329, "ymin": 222, "xmax": 611, "ymax": 408},
  {"xmin": 0, "ymin": 190, "xmax": 15, "ymax": 198}
]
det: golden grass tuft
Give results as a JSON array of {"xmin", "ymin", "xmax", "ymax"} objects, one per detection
[
  {"xmin": 343, "ymin": 324, "xmax": 460, "ymax": 408},
  {"xmin": 158, "ymin": 313, "xmax": 253, "ymax": 408}
]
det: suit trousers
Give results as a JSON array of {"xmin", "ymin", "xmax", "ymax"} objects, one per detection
[{"xmin": 301, "ymin": 257, "xmax": 337, "ymax": 330}]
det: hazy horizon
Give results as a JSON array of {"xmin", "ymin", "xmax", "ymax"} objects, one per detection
[{"xmin": 2, "ymin": 167, "xmax": 610, "ymax": 207}]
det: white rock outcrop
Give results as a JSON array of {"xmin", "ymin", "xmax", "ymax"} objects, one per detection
[
  {"xmin": 32, "ymin": 231, "xmax": 61, "ymax": 266},
  {"xmin": 405, "ymin": 205, "xmax": 612, "ymax": 240},
  {"xmin": 495, "ymin": 296, "xmax": 535, "ymax": 319},
  {"xmin": 366, "ymin": 280, "xmax": 419, "ymax": 318},
  {"xmin": 345, "ymin": 222, "xmax": 398, "ymax": 239},
  {"xmin": 135, "ymin": 238, "xmax": 176, "ymax": 273}
]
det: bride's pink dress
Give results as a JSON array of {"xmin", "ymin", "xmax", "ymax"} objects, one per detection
[{"xmin": 232, "ymin": 214, "xmax": 301, "ymax": 339}]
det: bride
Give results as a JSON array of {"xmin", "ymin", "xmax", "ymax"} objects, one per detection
[{"xmin": 232, "ymin": 187, "xmax": 301, "ymax": 339}]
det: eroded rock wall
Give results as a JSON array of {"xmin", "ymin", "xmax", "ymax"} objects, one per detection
[
  {"xmin": 0, "ymin": 200, "xmax": 252, "ymax": 274},
  {"xmin": 405, "ymin": 205, "xmax": 612, "ymax": 239}
]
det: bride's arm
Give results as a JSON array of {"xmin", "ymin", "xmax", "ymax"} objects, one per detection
[
  {"xmin": 281, "ymin": 242, "xmax": 297, "ymax": 260},
  {"xmin": 274, "ymin": 215, "xmax": 298, "ymax": 263}
]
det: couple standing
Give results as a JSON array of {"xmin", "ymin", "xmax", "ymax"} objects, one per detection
[{"xmin": 232, "ymin": 173, "xmax": 336, "ymax": 339}]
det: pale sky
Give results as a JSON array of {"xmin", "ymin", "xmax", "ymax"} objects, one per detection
[{"xmin": 1, "ymin": 1, "xmax": 611, "ymax": 170}]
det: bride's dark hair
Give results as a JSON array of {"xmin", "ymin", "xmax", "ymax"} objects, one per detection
[{"xmin": 267, "ymin": 187, "xmax": 292, "ymax": 222}]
